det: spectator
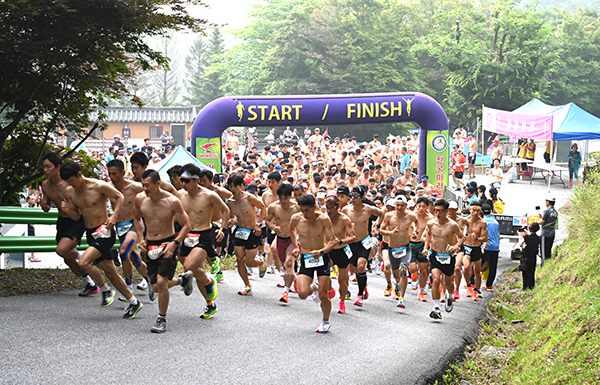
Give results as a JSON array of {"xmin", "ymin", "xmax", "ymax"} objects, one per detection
[
  {"xmin": 519, "ymin": 222, "xmax": 540, "ymax": 290},
  {"xmin": 112, "ymin": 134, "xmax": 125, "ymax": 151},
  {"xmin": 537, "ymin": 197, "xmax": 558, "ymax": 264},
  {"xmin": 525, "ymin": 139, "xmax": 536, "ymax": 175},
  {"xmin": 141, "ymin": 138, "xmax": 151, "ymax": 153},
  {"xmin": 567, "ymin": 143, "xmax": 582, "ymax": 188}
]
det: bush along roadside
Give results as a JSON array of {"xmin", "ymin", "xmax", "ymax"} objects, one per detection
[{"xmin": 439, "ymin": 173, "xmax": 600, "ymax": 385}]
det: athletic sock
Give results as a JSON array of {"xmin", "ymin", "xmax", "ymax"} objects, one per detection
[
  {"xmin": 128, "ymin": 296, "xmax": 138, "ymax": 305},
  {"xmin": 158, "ymin": 314, "xmax": 166, "ymax": 321},
  {"xmin": 357, "ymin": 272, "xmax": 367, "ymax": 296},
  {"xmin": 77, "ymin": 251, "xmax": 84, "ymax": 260},
  {"xmin": 79, "ymin": 274, "xmax": 94, "ymax": 286},
  {"xmin": 284, "ymin": 286, "xmax": 290, "ymax": 293},
  {"xmin": 100, "ymin": 284, "xmax": 111, "ymax": 293},
  {"xmin": 177, "ymin": 276, "xmax": 183, "ymax": 285},
  {"xmin": 125, "ymin": 276, "xmax": 131, "ymax": 285},
  {"xmin": 323, "ymin": 320, "xmax": 330, "ymax": 325},
  {"xmin": 207, "ymin": 301, "xmax": 213, "ymax": 306},
  {"xmin": 433, "ymin": 299, "xmax": 440, "ymax": 308}
]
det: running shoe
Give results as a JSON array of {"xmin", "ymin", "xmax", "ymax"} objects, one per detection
[
  {"xmin": 123, "ymin": 301, "xmax": 143, "ymax": 319},
  {"xmin": 328, "ymin": 287, "xmax": 336, "ymax": 300},
  {"xmin": 411, "ymin": 272, "xmax": 418, "ymax": 282},
  {"xmin": 148, "ymin": 288, "xmax": 157, "ymax": 301},
  {"xmin": 316, "ymin": 321, "xmax": 331, "ymax": 333},
  {"xmin": 465, "ymin": 286, "xmax": 473, "ymax": 298},
  {"xmin": 351, "ymin": 274, "xmax": 356, "ymax": 282},
  {"xmin": 353, "ymin": 295, "xmax": 363, "ymax": 307},
  {"xmin": 338, "ymin": 301, "xmax": 346, "ymax": 314},
  {"xmin": 118, "ymin": 294, "xmax": 127, "ymax": 302},
  {"xmin": 445, "ymin": 292, "xmax": 453, "ymax": 312},
  {"xmin": 473, "ymin": 292, "xmax": 480, "ymax": 302},
  {"xmin": 452, "ymin": 289, "xmax": 460, "ymax": 301},
  {"xmin": 440, "ymin": 295, "xmax": 446, "ymax": 303},
  {"xmin": 101, "ymin": 289, "xmax": 115, "ymax": 307},
  {"xmin": 429, "ymin": 307, "xmax": 442, "ymax": 320},
  {"xmin": 482, "ymin": 285, "xmax": 493, "ymax": 291},
  {"xmin": 200, "ymin": 303, "xmax": 218, "ymax": 319},
  {"xmin": 151, "ymin": 317, "xmax": 166, "ymax": 333},
  {"xmin": 384, "ymin": 284, "xmax": 393, "ymax": 297},
  {"xmin": 477, "ymin": 290, "xmax": 483, "ymax": 298},
  {"xmin": 238, "ymin": 285, "xmax": 252, "ymax": 295},
  {"xmin": 363, "ymin": 286, "xmax": 369, "ymax": 300},
  {"xmin": 293, "ymin": 279, "xmax": 298, "ymax": 293},
  {"xmin": 268, "ymin": 264, "xmax": 276, "ymax": 274},
  {"xmin": 331, "ymin": 267, "xmax": 338, "ymax": 279},
  {"xmin": 567, "ymin": 183, "xmax": 572, "ymax": 188},
  {"xmin": 345, "ymin": 290, "xmax": 351, "ymax": 300},
  {"xmin": 396, "ymin": 297, "xmax": 405, "ymax": 309},
  {"xmin": 418, "ymin": 291, "xmax": 427, "ymax": 302},
  {"xmin": 411, "ymin": 281, "xmax": 418, "ymax": 290},
  {"xmin": 393, "ymin": 286, "xmax": 400, "ymax": 300},
  {"xmin": 312, "ymin": 283, "xmax": 320, "ymax": 303},
  {"xmin": 280, "ymin": 291, "xmax": 289, "ymax": 303},
  {"xmin": 259, "ymin": 259, "xmax": 267, "ymax": 278},
  {"xmin": 214, "ymin": 271, "xmax": 224, "ymax": 282},
  {"xmin": 79, "ymin": 284, "xmax": 99, "ymax": 297},
  {"xmin": 210, "ymin": 258, "xmax": 220, "ymax": 274},
  {"xmin": 181, "ymin": 271, "xmax": 194, "ymax": 296},
  {"xmin": 205, "ymin": 277, "xmax": 218, "ymax": 302},
  {"xmin": 137, "ymin": 280, "xmax": 148, "ymax": 290}
]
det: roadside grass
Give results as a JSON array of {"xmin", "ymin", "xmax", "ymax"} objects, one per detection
[
  {"xmin": 0, "ymin": 254, "xmax": 238, "ymax": 297},
  {"xmin": 442, "ymin": 177, "xmax": 600, "ymax": 385}
]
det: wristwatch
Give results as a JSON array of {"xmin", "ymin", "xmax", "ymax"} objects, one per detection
[
  {"xmin": 173, "ymin": 240, "xmax": 181, "ymax": 248},
  {"xmin": 338, "ymin": 239, "xmax": 343, "ymax": 246},
  {"xmin": 319, "ymin": 249, "xmax": 324, "ymax": 256}
]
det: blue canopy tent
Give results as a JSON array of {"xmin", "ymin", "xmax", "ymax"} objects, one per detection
[
  {"xmin": 148, "ymin": 146, "xmax": 210, "ymax": 183},
  {"xmin": 513, "ymin": 99, "xmax": 600, "ymax": 141}
]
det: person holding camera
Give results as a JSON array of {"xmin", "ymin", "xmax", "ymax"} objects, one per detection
[
  {"xmin": 537, "ymin": 197, "xmax": 558, "ymax": 263},
  {"xmin": 519, "ymin": 222, "xmax": 540, "ymax": 290}
]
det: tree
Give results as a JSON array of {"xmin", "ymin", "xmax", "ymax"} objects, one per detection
[
  {"xmin": 183, "ymin": 37, "xmax": 209, "ymax": 105},
  {"xmin": 0, "ymin": 0, "xmax": 211, "ymax": 205},
  {"xmin": 200, "ymin": 28, "xmax": 227, "ymax": 106},
  {"xmin": 147, "ymin": 37, "xmax": 182, "ymax": 106}
]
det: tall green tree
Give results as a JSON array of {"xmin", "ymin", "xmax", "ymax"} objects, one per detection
[
  {"xmin": 0, "ymin": 0, "xmax": 210, "ymax": 205},
  {"xmin": 183, "ymin": 37, "xmax": 209, "ymax": 105},
  {"xmin": 200, "ymin": 28, "xmax": 227, "ymax": 106},
  {"xmin": 545, "ymin": 8, "xmax": 600, "ymax": 116}
]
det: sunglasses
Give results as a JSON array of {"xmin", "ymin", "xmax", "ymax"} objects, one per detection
[
  {"xmin": 180, "ymin": 178, "xmax": 192, "ymax": 184},
  {"xmin": 350, "ymin": 194, "xmax": 360, "ymax": 199},
  {"xmin": 434, "ymin": 208, "xmax": 445, "ymax": 214}
]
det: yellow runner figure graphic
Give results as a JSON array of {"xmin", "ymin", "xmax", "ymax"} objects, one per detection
[
  {"xmin": 403, "ymin": 97, "xmax": 414, "ymax": 117},
  {"xmin": 236, "ymin": 101, "xmax": 245, "ymax": 122}
]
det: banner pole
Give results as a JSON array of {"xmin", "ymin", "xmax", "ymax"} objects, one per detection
[{"xmin": 547, "ymin": 114, "xmax": 554, "ymax": 193}]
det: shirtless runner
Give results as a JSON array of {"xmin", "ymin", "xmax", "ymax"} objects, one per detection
[
  {"xmin": 342, "ymin": 186, "xmax": 384, "ymax": 307},
  {"xmin": 325, "ymin": 195, "xmax": 356, "ymax": 314},
  {"xmin": 265, "ymin": 183, "xmax": 301, "ymax": 304},
  {"xmin": 461, "ymin": 201, "xmax": 488, "ymax": 302},
  {"xmin": 290, "ymin": 194, "xmax": 339, "ymax": 333},
  {"xmin": 173, "ymin": 164, "xmax": 230, "ymax": 319},
  {"xmin": 421, "ymin": 199, "xmax": 465, "ymax": 320},
  {"xmin": 226, "ymin": 174, "xmax": 268, "ymax": 295},
  {"xmin": 133, "ymin": 169, "xmax": 192, "ymax": 333},
  {"xmin": 379, "ymin": 196, "xmax": 418, "ymax": 309},
  {"xmin": 106, "ymin": 159, "xmax": 156, "ymax": 302},
  {"xmin": 59, "ymin": 161, "xmax": 142, "ymax": 319},
  {"xmin": 380, "ymin": 199, "xmax": 396, "ymax": 299},
  {"xmin": 408, "ymin": 197, "xmax": 433, "ymax": 302},
  {"xmin": 40, "ymin": 153, "xmax": 97, "ymax": 297},
  {"xmin": 262, "ymin": 172, "xmax": 283, "ymax": 274},
  {"xmin": 449, "ymin": 201, "xmax": 469, "ymax": 301}
]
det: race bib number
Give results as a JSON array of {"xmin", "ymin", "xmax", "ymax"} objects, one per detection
[
  {"xmin": 235, "ymin": 227, "xmax": 251, "ymax": 240},
  {"xmin": 115, "ymin": 221, "xmax": 133, "ymax": 237},
  {"xmin": 343, "ymin": 245, "xmax": 353, "ymax": 259},
  {"xmin": 469, "ymin": 152, "xmax": 475, "ymax": 157},
  {"xmin": 391, "ymin": 246, "xmax": 407, "ymax": 259},
  {"xmin": 303, "ymin": 253, "xmax": 324, "ymax": 268},
  {"xmin": 147, "ymin": 244, "xmax": 165, "ymax": 260},
  {"xmin": 361, "ymin": 235, "xmax": 374, "ymax": 250},
  {"xmin": 464, "ymin": 246, "xmax": 472, "ymax": 256},
  {"xmin": 435, "ymin": 252, "xmax": 452, "ymax": 265},
  {"xmin": 184, "ymin": 233, "xmax": 200, "ymax": 247},
  {"xmin": 92, "ymin": 224, "xmax": 112, "ymax": 239}
]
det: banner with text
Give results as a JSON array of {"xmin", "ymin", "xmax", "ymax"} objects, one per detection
[
  {"xmin": 425, "ymin": 130, "xmax": 449, "ymax": 196},
  {"xmin": 482, "ymin": 106, "xmax": 553, "ymax": 140},
  {"xmin": 195, "ymin": 137, "xmax": 222, "ymax": 172}
]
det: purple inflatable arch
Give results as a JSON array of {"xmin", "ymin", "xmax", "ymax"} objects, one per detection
[{"xmin": 191, "ymin": 92, "xmax": 448, "ymax": 175}]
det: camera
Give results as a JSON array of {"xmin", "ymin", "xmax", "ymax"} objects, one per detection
[{"xmin": 535, "ymin": 206, "xmax": 540, "ymax": 211}]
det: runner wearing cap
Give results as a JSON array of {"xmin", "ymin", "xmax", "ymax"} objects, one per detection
[
  {"xmin": 342, "ymin": 186, "xmax": 384, "ymax": 307},
  {"xmin": 421, "ymin": 199, "xmax": 465, "ymax": 319},
  {"xmin": 417, "ymin": 175, "xmax": 433, "ymax": 197},
  {"xmin": 490, "ymin": 139, "xmax": 503, "ymax": 168},
  {"xmin": 379, "ymin": 195, "xmax": 418, "ymax": 309},
  {"xmin": 467, "ymin": 133, "xmax": 477, "ymax": 179},
  {"xmin": 325, "ymin": 195, "xmax": 356, "ymax": 314}
]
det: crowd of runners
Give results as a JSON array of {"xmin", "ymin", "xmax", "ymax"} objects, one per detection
[{"xmin": 36, "ymin": 126, "xmax": 516, "ymax": 334}]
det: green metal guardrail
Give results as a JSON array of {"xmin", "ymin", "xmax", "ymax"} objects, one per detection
[{"xmin": 0, "ymin": 207, "xmax": 117, "ymax": 253}]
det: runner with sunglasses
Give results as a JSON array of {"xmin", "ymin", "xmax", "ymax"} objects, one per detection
[{"xmin": 421, "ymin": 199, "xmax": 465, "ymax": 320}]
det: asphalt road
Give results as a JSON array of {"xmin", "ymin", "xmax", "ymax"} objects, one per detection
[{"xmin": 0, "ymin": 176, "xmax": 570, "ymax": 385}]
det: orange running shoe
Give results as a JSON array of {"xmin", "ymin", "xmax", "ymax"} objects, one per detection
[
  {"xmin": 279, "ymin": 291, "xmax": 289, "ymax": 303},
  {"xmin": 418, "ymin": 291, "xmax": 427, "ymax": 302},
  {"xmin": 452, "ymin": 289, "xmax": 460, "ymax": 301},
  {"xmin": 465, "ymin": 286, "xmax": 473, "ymax": 298},
  {"xmin": 338, "ymin": 300, "xmax": 346, "ymax": 314},
  {"xmin": 384, "ymin": 284, "xmax": 393, "ymax": 297},
  {"xmin": 328, "ymin": 287, "xmax": 336, "ymax": 300}
]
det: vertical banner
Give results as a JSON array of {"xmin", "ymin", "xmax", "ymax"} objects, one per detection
[
  {"xmin": 195, "ymin": 137, "xmax": 222, "ymax": 172},
  {"xmin": 426, "ymin": 130, "xmax": 449, "ymax": 196}
]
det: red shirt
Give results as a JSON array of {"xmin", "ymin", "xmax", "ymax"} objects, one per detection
[{"xmin": 452, "ymin": 152, "xmax": 466, "ymax": 172}]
